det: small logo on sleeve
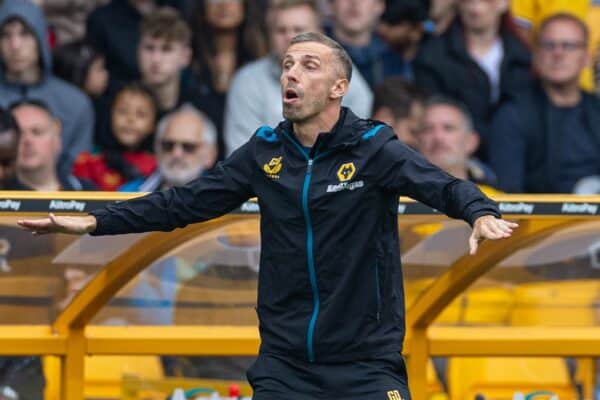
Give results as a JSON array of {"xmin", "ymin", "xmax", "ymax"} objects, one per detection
[
  {"xmin": 387, "ymin": 390, "xmax": 404, "ymax": 400},
  {"xmin": 263, "ymin": 156, "xmax": 283, "ymax": 179}
]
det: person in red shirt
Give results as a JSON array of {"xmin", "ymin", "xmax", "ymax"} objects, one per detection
[{"xmin": 73, "ymin": 82, "xmax": 157, "ymax": 191}]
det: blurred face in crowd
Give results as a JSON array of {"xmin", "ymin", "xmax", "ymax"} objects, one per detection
[
  {"xmin": 418, "ymin": 104, "xmax": 478, "ymax": 173},
  {"xmin": 12, "ymin": 105, "xmax": 61, "ymax": 173},
  {"xmin": 129, "ymin": 0, "xmax": 158, "ymax": 16},
  {"xmin": 330, "ymin": 0, "xmax": 384, "ymax": 37},
  {"xmin": 373, "ymin": 102, "xmax": 424, "ymax": 149},
  {"xmin": 378, "ymin": 21, "xmax": 423, "ymax": 51},
  {"xmin": 458, "ymin": 0, "xmax": 508, "ymax": 33},
  {"xmin": 158, "ymin": 111, "xmax": 216, "ymax": 186},
  {"xmin": 205, "ymin": 0, "xmax": 245, "ymax": 30},
  {"xmin": 0, "ymin": 129, "xmax": 18, "ymax": 184},
  {"xmin": 138, "ymin": 36, "xmax": 191, "ymax": 86},
  {"xmin": 84, "ymin": 57, "xmax": 109, "ymax": 97},
  {"xmin": 111, "ymin": 91, "xmax": 156, "ymax": 149},
  {"xmin": 270, "ymin": 5, "xmax": 321, "ymax": 61},
  {"xmin": 430, "ymin": 0, "xmax": 456, "ymax": 21},
  {"xmin": 534, "ymin": 18, "xmax": 589, "ymax": 87},
  {"xmin": 280, "ymin": 41, "xmax": 348, "ymax": 122},
  {"xmin": 0, "ymin": 19, "xmax": 40, "ymax": 79}
]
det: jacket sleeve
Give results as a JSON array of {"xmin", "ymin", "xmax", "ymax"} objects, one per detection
[
  {"xmin": 89, "ymin": 141, "xmax": 256, "ymax": 235},
  {"xmin": 373, "ymin": 137, "xmax": 501, "ymax": 226}
]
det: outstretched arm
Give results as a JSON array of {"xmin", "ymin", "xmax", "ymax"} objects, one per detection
[
  {"xmin": 374, "ymin": 135, "xmax": 517, "ymax": 254},
  {"xmin": 18, "ymin": 213, "xmax": 97, "ymax": 235},
  {"xmin": 18, "ymin": 141, "xmax": 256, "ymax": 236}
]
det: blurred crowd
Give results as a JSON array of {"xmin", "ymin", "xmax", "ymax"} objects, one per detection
[{"xmin": 0, "ymin": 0, "xmax": 597, "ymax": 195}]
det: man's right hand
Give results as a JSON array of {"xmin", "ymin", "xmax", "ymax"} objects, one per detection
[{"xmin": 17, "ymin": 213, "xmax": 97, "ymax": 235}]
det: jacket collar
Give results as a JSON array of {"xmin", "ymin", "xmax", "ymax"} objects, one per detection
[{"xmin": 276, "ymin": 107, "xmax": 371, "ymax": 155}]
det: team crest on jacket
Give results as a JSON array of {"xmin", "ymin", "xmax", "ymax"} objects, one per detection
[
  {"xmin": 263, "ymin": 156, "xmax": 283, "ymax": 179},
  {"xmin": 337, "ymin": 162, "xmax": 356, "ymax": 182}
]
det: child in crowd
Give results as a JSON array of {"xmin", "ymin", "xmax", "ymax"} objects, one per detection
[{"xmin": 72, "ymin": 83, "xmax": 157, "ymax": 191}]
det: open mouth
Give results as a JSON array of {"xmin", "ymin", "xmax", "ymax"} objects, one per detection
[{"xmin": 284, "ymin": 88, "xmax": 300, "ymax": 104}]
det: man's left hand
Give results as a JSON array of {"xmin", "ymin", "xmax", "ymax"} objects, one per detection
[{"xmin": 469, "ymin": 215, "xmax": 518, "ymax": 255}]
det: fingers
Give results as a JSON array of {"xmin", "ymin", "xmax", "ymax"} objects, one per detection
[{"xmin": 468, "ymin": 233, "xmax": 479, "ymax": 255}]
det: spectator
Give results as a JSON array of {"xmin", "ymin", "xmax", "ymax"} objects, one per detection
[
  {"xmin": 138, "ymin": 7, "xmax": 208, "ymax": 117},
  {"xmin": 327, "ymin": 0, "xmax": 410, "ymax": 86},
  {"xmin": 52, "ymin": 41, "xmax": 109, "ymax": 98},
  {"xmin": 510, "ymin": 0, "xmax": 600, "ymax": 93},
  {"xmin": 489, "ymin": 13, "xmax": 600, "ymax": 193},
  {"xmin": 73, "ymin": 83, "xmax": 157, "ymax": 191},
  {"xmin": 86, "ymin": 0, "xmax": 193, "ymax": 86},
  {"xmin": 120, "ymin": 105, "xmax": 217, "ymax": 191},
  {"xmin": 428, "ymin": 0, "xmax": 457, "ymax": 34},
  {"xmin": 0, "ymin": 0, "xmax": 94, "ymax": 178},
  {"xmin": 6, "ymin": 100, "xmax": 95, "ymax": 191},
  {"xmin": 414, "ymin": 0, "xmax": 532, "ymax": 155},
  {"xmin": 224, "ymin": 0, "xmax": 373, "ymax": 155},
  {"xmin": 372, "ymin": 77, "xmax": 425, "ymax": 149},
  {"xmin": 52, "ymin": 41, "xmax": 110, "ymax": 145},
  {"xmin": 377, "ymin": 0, "xmax": 430, "ymax": 75},
  {"xmin": 190, "ymin": 0, "xmax": 265, "ymax": 160},
  {"xmin": 30, "ymin": 0, "xmax": 108, "ymax": 46},
  {"xmin": 0, "ymin": 108, "xmax": 20, "ymax": 188},
  {"xmin": 418, "ymin": 95, "xmax": 498, "ymax": 188}
]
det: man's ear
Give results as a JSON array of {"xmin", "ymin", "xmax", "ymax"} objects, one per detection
[
  {"xmin": 466, "ymin": 131, "xmax": 480, "ymax": 157},
  {"xmin": 181, "ymin": 44, "xmax": 192, "ymax": 68},
  {"xmin": 330, "ymin": 78, "xmax": 349, "ymax": 100}
]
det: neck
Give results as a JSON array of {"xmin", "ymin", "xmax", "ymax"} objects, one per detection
[
  {"xmin": 148, "ymin": 76, "xmax": 180, "ymax": 111},
  {"xmin": 466, "ymin": 24, "xmax": 500, "ymax": 56},
  {"xmin": 543, "ymin": 81, "xmax": 582, "ymax": 107},
  {"xmin": 293, "ymin": 106, "xmax": 341, "ymax": 148},
  {"xmin": 6, "ymin": 67, "xmax": 41, "ymax": 85},
  {"xmin": 333, "ymin": 26, "xmax": 372, "ymax": 47},
  {"xmin": 17, "ymin": 167, "xmax": 60, "ymax": 191},
  {"xmin": 212, "ymin": 30, "xmax": 238, "ymax": 53},
  {"xmin": 434, "ymin": 10, "xmax": 456, "ymax": 34},
  {"xmin": 446, "ymin": 164, "xmax": 468, "ymax": 180},
  {"xmin": 398, "ymin": 41, "xmax": 420, "ymax": 61}
]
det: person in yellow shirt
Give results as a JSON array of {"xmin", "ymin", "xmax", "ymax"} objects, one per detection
[{"xmin": 511, "ymin": 0, "xmax": 600, "ymax": 91}]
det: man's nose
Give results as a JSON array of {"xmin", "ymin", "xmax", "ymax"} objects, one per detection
[{"xmin": 285, "ymin": 65, "xmax": 300, "ymax": 82}]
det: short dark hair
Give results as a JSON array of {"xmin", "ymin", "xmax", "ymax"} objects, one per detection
[
  {"xmin": 52, "ymin": 41, "xmax": 102, "ymax": 89},
  {"xmin": 381, "ymin": 0, "xmax": 430, "ymax": 24},
  {"xmin": 139, "ymin": 7, "xmax": 191, "ymax": 45},
  {"xmin": 372, "ymin": 77, "xmax": 425, "ymax": 119},
  {"xmin": 424, "ymin": 95, "xmax": 474, "ymax": 132},
  {"xmin": 537, "ymin": 12, "xmax": 589, "ymax": 45},
  {"xmin": 288, "ymin": 32, "xmax": 353, "ymax": 81}
]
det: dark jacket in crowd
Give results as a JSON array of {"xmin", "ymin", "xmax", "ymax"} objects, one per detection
[
  {"xmin": 90, "ymin": 108, "xmax": 499, "ymax": 363},
  {"xmin": 488, "ymin": 83, "xmax": 600, "ymax": 193},
  {"xmin": 86, "ymin": 0, "xmax": 184, "ymax": 86},
  {"xmin": 414, "ymin": 20, "xmax": 532, "ymax": 153},
  {"xmin": 0, "ymin": 0, "xmax": 94, "ymax": 178}
]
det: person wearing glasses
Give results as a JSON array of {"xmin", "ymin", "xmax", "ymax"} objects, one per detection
[
  {"xmin": 120, "ymin": 104, "xmax": 217, "ymax": 192},
  {"xmin": 489, "ymin": 13, "xmax": 600, "ymax": 194}
]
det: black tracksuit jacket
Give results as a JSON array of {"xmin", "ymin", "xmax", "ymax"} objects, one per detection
[{"xmin": 90, "ymin": 108, "xmax": 500, "ymax": 363}]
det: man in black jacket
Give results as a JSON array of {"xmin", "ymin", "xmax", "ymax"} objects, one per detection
[
  {"xmin": 19, "ymin": 32, "xmax": 516, "ymax": 399},
  {"xmin": 489, "ymin": 13, "xmax": 600, "ymax": 193},
  {"xmin": 414, "ymin": 0, "xmax": 532, "ymax": 156}
]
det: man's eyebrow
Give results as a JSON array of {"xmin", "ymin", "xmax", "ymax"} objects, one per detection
[{"xmin": 302, "ymin": 54, "xmax": 321, "ymax": 61}]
